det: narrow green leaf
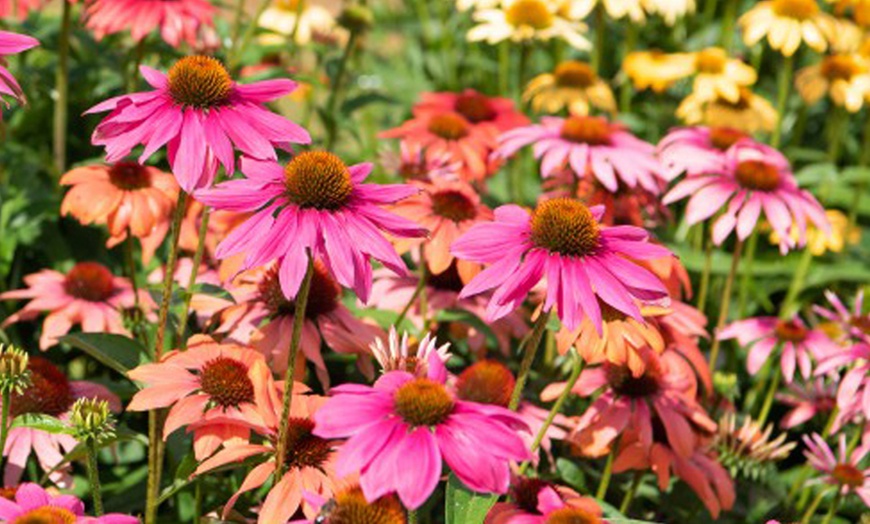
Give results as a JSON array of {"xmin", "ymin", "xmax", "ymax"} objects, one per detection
[
  {"xmin": 60, "ymin": 332, "xmax": 146, "ymax": 376},
  {"xmin": 445, "ymin": 473, "xmax": 497, "ymax": 524},
  {"xmin": 11, "ymin": 413, "xmax": 72, "ymax": 434}
]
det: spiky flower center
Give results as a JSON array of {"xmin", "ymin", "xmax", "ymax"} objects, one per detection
[
  {"xmin": 775, "ymin": 320, "xmax": 808, "ymax": 343},
  {"xmin": 283, "ymin": 417, "xmax": 333, "ymax": 470},
  {"xmin": 735, "ymin": 160, "xmax": 781, "ymax": 191},
  {"xmin": 168, "ymin": 56, "xmax": 232, "ymax": 109},
  {"xmin": 431, "ymin": 189, "xmax": 477, "ymax": 222},
  {"xmin": 850, "ymin": 316, "xmax": 870, "ymax": 335},
  {"xmin": 393, "ymin": 378, "xmax": 454, "ymax": 427},
  {"xmin": 456, "ymin": 360, "xmax": 515, "ymax": 407},
  {"xmin": 455, "ymin": 92, "xmax": 496, "ymax": 123},
  {"xmin": 832, "ymin": 463, "xmax": 866, "ymax": 488},
  {"xmin": 427, "ymin": 113, "xmax": 471, "ymax": 140},
  {"xmin": 530, "ymin": 198, "xmax": 601, "ymax": 257},
  {"xmin": 108, "ymin": 162, "xmax": 152, "ymax": 190},
  {"xmin": 427, "ymin": 262, "xmax": 465, "ymax": 292},
  {"xmin": 199, "ymin": 357, "xmax": 255, "ymax": 408},
  {"xmin": 820, "ymin": 55, "xmax": 864, "ymax": 81},
  {"xmin": 554, "ymin": 61, "xmax": 596, "ymax": 88},
  {"xmin": 0, "ymin": 487, "xmax": 16, "ymax": 500},
  {"xmin": 709, "ymin": 127, "xmax": 747, "ymax": 151},
  {"xmin": 694, "ymin": 48, "xmax": 728, "ymax": 74},
  {"xmin": 10, "ymin": 358, "xmax": 73, "ymax": 418},
  {"xmin": 64, "ymin": 262, "xmax": 115, "ymax": 302},
  {"xmin": 545, "ymin": 508, "xmax": 602, "ymax": 524},
  {"xmin": 258, "ymin": 262, "xmax": 341, "ymax": 318},
  {"xmin": 284, "ymin": 151, "xmax": 354, "ymax": 211},
  {"xmin": 510, "ymin": 477, "xmax": 553, "ymax": 513},
  {"xmin": 505, "ymin": 0, "xmax": 553, "ymax": 29},
  {"xmin": 607, "ymin": 364, "xmax": 661, "ymax": 398},
  {"xmin": 319, "ymin": 485, "xmax": 406, "ymax": 524},
  {"xmin": 560, "ymin": 116, "xmax": 613, "ymax": 145},
  {"xmin": 12, "ymin": 507, "xmax": 77, "ymax": 524},
  {"xmin": 771, "ymin": 0, "xmax": 819, "ymax": 20}
]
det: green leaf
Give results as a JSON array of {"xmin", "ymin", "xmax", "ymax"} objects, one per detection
[
  {"xmin": 11, "ymin": 413, "xmax": 72, "ymax": 434},
  {"xmin": 435, "ymin": 309, "xmax": 500, "ymax": 350},
  {"xmin": 445, "ymin": 473, "xmax": 497, "ymax": 524},
  {"xmin": 60, "ymin": 333, "xmax": 146, "ymax": 376},
  {"xmin": 600, "ymin": 500, "xmax": 660, "ymax": 523}
]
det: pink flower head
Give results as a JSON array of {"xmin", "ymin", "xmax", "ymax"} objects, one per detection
[
  {"xmin": 2, "ymin": 358, "xmax": 121, "ymax": 488},
  {"xmin": 451, "ymin": 199, "xmax": 672, "ymax": 333},
  {"xmin": 85, "ymin": 0, "xmax": 216, "ymax": 48},
  {"xmin": 87, "ymin": 55, "xmax": 310, "ymax": 193},
  {"xmin": 313, "ymin": 354, "xmax": 531, "ymax": 509},
  {"xmin": 127, "ymin": 335, "xmax": 272, "ymax": 459},
  {"xmin": 487, "ymin": 485, "xmax": 604, "ymax": 523},
  {"xmin": 0, "ymin": 30, "xmax": 39, "ymax": 107},
  {"xmin": 657, "ymin": 126, "xmax": 764, "ymax": 179},
  {"xmin": 815, "ymin": 343, "xmax": 870, "ymax": 423},
  {"xmin": 0, "ymin": 262, "xmax": 144, "ymax": 349},
  {"xmin": 664, "ymin": 142, "xmax": 829, "ymax": 253},
  {"xmin": 0, "ymin": 483, "xmax": 138, "ymax": 523},
  {"xmin": 196, "ymin": 152, "xmax": 425, "ymax": 303},
  {"xmin": 380, "ymin": 140, "xmax": 461, "ymax": 181},
  {"xmin": 719, "ymin": 315, "xmax": 839, "ymax": 383},
  {"xmin": 776, "ymin": 378, "xmax": 837, "ymax": 429},
  {"xmin": 803, "ymin": 433, "xmax": 870, "ymax": 505},
  {"xmin": 814, "ymin": 290, "xmax": 870, "ymax": 344},
  {"xmin": 497, "ymin": 115, "xmax": 669, "ymax": 194},
  {"xmin": 412, "ymin": 89, "xmax": 529, "ymax": 134}
]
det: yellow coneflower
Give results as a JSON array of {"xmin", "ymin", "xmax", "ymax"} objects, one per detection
[
  {"xmin": 467, "ymin": 0, "xmax": 592, "ymax": 50},
  {"xmin": 258, "ymin": 0, "xmax": 344, "ymax": 46},
  {"xmin": 690, "ymin": 47, "xmax": 758, "ymax": 103},
  {"xmin": 641, "ymin": 0, "xmax": 696, "ymax": 25},
  {"xmin": 523, "ymin": 60, "xmax": 617, "ymax": 115},
  {"xmin": 795, "ymin": 53, "xmax": 870, "ymax": 111},
  {"xmin": 622, "ymin": 50, "xmax": 694, "ymax": 92},
  {"xmin": 739, "ymin": 0, "xmax": 839, "ymax": 56},
  {"xmin": 677, "ymin": 87, "xmax": 778, "ymax": 133},
  {"xmin": 769, "ymin": 209, "xmax": 860, "ymax": 255},
  {"xmin": 826, "ymin": 0, "xmax": 870, "ymax": 52}
]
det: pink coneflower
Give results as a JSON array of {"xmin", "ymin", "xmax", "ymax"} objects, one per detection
[
  {"xmin": 486, "ymin": 484, "xmax": 604, "ymax": 524},
  {"xmin": 451, "ymin": 199, "xmax": 671, "ymax": 333},
  {"xmin": 380, "ymin": 140, "xmax": 460, "ymax": 181},
  {"xmin": 214, "ymin": 261, "xmax": 382, "ymax": 387},
  {"xmin": 657, "ymin": 126, "xmax": 763, "ymax": 179},
  {"xmin": 127, "ymin": 335, "xmax": 272, "ymax": 460},
  {"xmin": 412, "ymin": 89, "xmax": 529, "ymax": 134},
  {"xmin": 390, "ymin": 178, "xmax": 493, "ymax": 276},
  {"xmin": 0, "ymin": 30, "xmax": 39, "ymax": 107},
  {"xmin": 663, "ymin": 142, "xmax": 829, "ymax": 253},
  {"xmin": 313, "ymin": 354, "xmax": 530, "ymax": 509},
  {"xmin": 60, "ymin": 162, "xmax": 179, "ymax": 264},
  {"xmin": 370, "ymin": 327, "xmax": 452, "ymax": 376},
  {"xmin": 0, "ymin": 262, "xmax": 143, "ymax": 349},
  {"xmin": 194, "ymin": 383, "xmax": 339, "ymax": 523},
  {"xmin": 654, "ymin": 300, "xmax": 714, "ymax": 394},
  {"xmin": 84, "ymin": 0, "xmax": 217, "ymax": 49},
  {"xmin": 776, "ymin": 378, "xmax": 837, "ymax": 429},
  {"xmin": 803, "ymin": 433, "xmax": 870, "ymax": 505},
  {"xmin": 719, "ymin": 315, "xmax": 839, "ymax": 383},
  {"xmin": 196, "ymin": 152, "xmax": 425, "ymax": 302},
  {"xmin": 0, "ymin": 482, "xmax": 138, "ymax": 523},
  {"xmin": 497, "ymin": 115, "xmax": 669, "ymax": 193},
  {"xmin": 2, "ymin": 358, "xmax": 120, "ymax": 487},
  {"xmin": 814, "ymin": 290, "xmax": 870, "ymax": 344},
  {"xmin": 87, "ymin": 56, "xmax": 310, "ymax": 192},
  {"xmin": 815, "ymin": 343, "xmax": 870, "ymax": 422}
]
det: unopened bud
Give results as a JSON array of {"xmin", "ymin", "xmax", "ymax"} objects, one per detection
[
  {"xmin": 337, "ymin": 5, "xmax": 373, "ymax": 33},
  {"xmin": 70, "ymin": 398, "xmax": 115, "ymax": 444},
  {"xmin": 0, "ymin": 345, "xmax": 30, "ymax": 395}
]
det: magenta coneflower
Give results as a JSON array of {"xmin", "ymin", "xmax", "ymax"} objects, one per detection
[
  {"xmin": 803, "ymin": 433, "xmax": 870, "ymax": 505},
  {"xmin": 0, "ymin": 483, "xmax": 138, "ymax": 523},
  {"xmin": 814, "ymin": 290, "xmax": 870, "ymax": 344},
  {"xmin": 719, "ymin": 315, "xmax": 839, "ymax": 383},
  {"xmin": 664, "ymin": 142, "xmax": 829, "ymax": 253},
  {"xmin": 497, "ymin": 115, "xmax": 669, "ymax": 193},
  {"xmin": 487, "ymin": 485, "xmax": 604, "ymax": 523},
  {"xmin": 87, "ymin": 55, "xmax": 310, "ymax": 192},
  {"xmin": 815, "ymin": 343, "xmax": 870, "ymax": 423},
  {"xmin": 84, "ymin": 0, "xmax": 216, "ymax": 48},
  {"xmin": 0, "ymin": 30, "xmax": 39, "ymax": 107},
  {"xmin": 776, "ymin": 378, "xmax": 837, "ymax": 429},
  {"xmin": 312, "ymin": 354, "xmax": 530, "ymax": 509},
  {"xmin": 196, "ymin": 152, "xmax": 425, "ymax": 302},
  {"xmin": 451, "ymin": 199, "xmax": 671, "ymax": 332},
  {"xmin": 657, "ymin": 126, "xmax": 769, "ymax": 179}
]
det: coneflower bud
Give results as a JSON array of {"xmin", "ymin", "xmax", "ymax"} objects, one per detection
[
  {"xmin": 716, "ymin": 412, "xmax": 795, "ymax": 481},
  {"xmin": 337, "ymin": 5, "xmax": 374, "ymax": 33},
  {"xmin": 0, "ymin": 344, "xmax": 31, "ymax": 395},
  {"xmin": 70, "ymin": 398, "xmax": 115, "ymax": 444}
]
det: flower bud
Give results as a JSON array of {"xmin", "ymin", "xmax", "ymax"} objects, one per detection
[
  {"xmin": 0, "ymin": 344, "xmax": 31, "ymax": 395},
  {"xmin": 70, "ymin": 398, "xmax": 115, "ymax": 444},
  {"xmin": 337, "ymin": 5, "xmax": 374, "ymax": 33}
]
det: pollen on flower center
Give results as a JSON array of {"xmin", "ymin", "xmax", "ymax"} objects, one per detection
[
  {"xmin": 11, "ymin": 358, "xmax": 74, "ymax": 418},
  {"xmin": 775, "ymin": 320, "xmax": 808, "ymax": 343},
  {"xmin": 167, "ymin": 56, "xmax": 232, "ymax": 109},
  {"xmin": 393, "ymin": 378, "xmax": 454, "ymax": 427},
  {"xmin": 607, "ymin": 364, "xmax": 661, "ymax": 398},
  {"xmin": 321, "ymin": 486, "xmax": 406, "ymax": 524},
  {"xmin": 63, "ymin": 262, "xmax": 115, "ymax": 302},
  {"xmin": 530, "ymin": 198, "xmax": 601, "ymax": 257},
  {"xmin": 554, "ymin": 61, "xmax": 596, "ymax": 88},
  {"xmin": 771, "ymin": 0, "xmax": 819, "ymax": 20},
  {"xmin": 735, "ymin": 160, "xmax": 781, "ymax": 191},
  {"xmin": 258, "ymin": 262, "xmax": 341, "ymax": 318},
  {"xmin": 832, "ymin": 463, "xmax": 865, "ymax": 488},
  {"xmin": 694, "ymin": 48, "xmax": 728, "ymax": 74},
  {"xmin": 431, "ymin": 189, "xmax": 477, "ymax": 222},
  {"xmin": 455, "ymin": 92, "xmax": 497, "ymax": 123},
  {"xmin": 427, "ymin": 113, "xmax": 471, "ymax": 140},
  {"xmin": 456, "ymin": 360, "xmax": 515, "ymax": 407},
  {"xmin": 108, "ymin": 161, "xmax": 152, "ymax": 190},
  {"xmin": 282, "ymin": 417, "xmax": 333, "ymax": 470},
  {"xmin": 545, "ymin": 507, "xmax": 602, "ymax": 524},
  {"xmin": 199, "ymin": 357, "xmax": 255, "ymax": 408},
  {"xmin": 560, "ymin": 116, "xmax": 613, "ymax": 145},
  {"xmin": 820, "ymin": 55, "xmax": 864, "ymax": 81},
  {"xmin": 505, "ymin": 0, "xmax": 554, "ymax": 30},
  {"xmin": 284, "ymin": 151, "xmax": 354, "ymax": 211},
  {"xmin": 12, "ymin": 507, "xmax": 77, "ymax": 524},
  {"xmin": 709, "ymin": 127, "xmax": 748, "ymax": 151}
]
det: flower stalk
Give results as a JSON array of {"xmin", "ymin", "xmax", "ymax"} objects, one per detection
[
  {"xmin": 52, "ymin": 0, "xmax": 72, "ymax": 174},
  {"xmin": 708, "ymin": 238, "xmax": 744, "ymax": 370},
  {"xmin": 509, "ymin": 310, "xmax": 551, "ymax": 410}
]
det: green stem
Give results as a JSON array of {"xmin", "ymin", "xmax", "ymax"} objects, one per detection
[
  {"xmin": 619, "ymin": 24, "xmax": 637, "ymax": 114},
  {"xmin": 509, "ymin": 311, "xmax": 551, "ymax": 410},
  {"xmin": 273, "ymin": 254, "xmax": 315, "ymax": 481},
  {"xmin": 324, "ymin": 31, "xmax": 359, "ymax": 150},
  {"xmin": 788, "ymin": 405, "xmax": 839, "ymax": 507},
  {"xmin": 408, "ymin": 509, "xmax": 418, "ymax": 524},
  {"xmin": 771, "ymin": 54, "xmax": 794, "ymax": 149},
  {"xmin": 696, "ymin": 236, "xmax": 713, "ymax": 312},
  {"xmin": 821, "ymin": 492, "xmax": 842, "ymax": 524},
  {"xmin": 395, "ymin": 256, "xmax": 427, "ymax": 328},
  {"xmin": 178, "ymin": 207, "xmax": 211, "ymax": 349},
  {"xmin": 736, "ymin": 229, "xmax": 758, "ymax": 318},
  {"xmin": 0, "ymin": 389, "xmax": 10, "ymax": 470},
  {"xmin": 847, "ymin": 111, "xmax": 870, "ymax": 236},
  {"xmin": 619, "ymin": 471, "xmax": 642, "ymax": 514},
  {"xmin": 596, "ymin": 442, "xmax": 617, "ymax": 500},
  {"xmin": 592, "ymin": 5, "xmax": 606, "ymax": 75},
  {"xmin": 228, "ymin": 0, "xmax": 274, "ymax": 72},
  {"xmin": 756, "ymin": 364, "xmax": 781, "ymax": 425},
  {"xmin": 53, "ymin": 0, "xmax": 72, "ymax": 174},
  {"xmin": 800, "ymin": 489, "xmax": 829, "ymax": 524},
  {"xmin": 123, "ymin": 232, "xmax": 143, "ymax": 341},
  {"xmin": 498, "ymin": 42, "xmax": 510, "ymax": 96},
  {"xmin": 720, "ymin": 0, "xmax": 739, "ymax": 52},
  {"xmin": 827, "ymin": 107, "xmax": 847, "ymax": 165},
  {"xmin": 85, "ymin": 440, "xmax": 104, "ymax": 515},
  {"xmin": 708, "ymin": 238, "xmax": 744, "ymax": 371},
  {"xmin": 780, "ymin": 246, "xmax": 813, "ymax": 320}
]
